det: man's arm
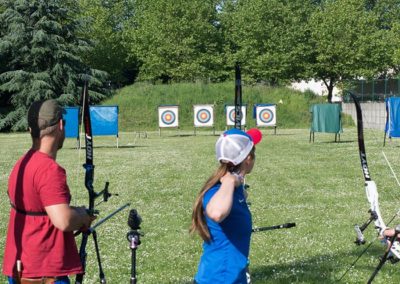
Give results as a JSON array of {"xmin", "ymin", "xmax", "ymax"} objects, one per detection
[{"xmin": 45, "ymin": 204, "xmax": 93, "ymax": 232}]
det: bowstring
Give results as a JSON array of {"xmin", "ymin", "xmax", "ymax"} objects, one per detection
[{"xmin": 382, "ymin": 151, "xmax": 400, "ymax": 190}]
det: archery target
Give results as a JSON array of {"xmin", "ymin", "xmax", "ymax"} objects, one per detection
[
  {"xmin": 158, "ymin": 106, "xmax": 179, "ymax": 128},
  {"xmin": 256, "ymin": 105, "xmax": 276, "ymax": 126},
  {"xmin": 194, "ymin": 105, "xmax": 214, "ymax": 127},
  {"xmin": 226, "ymin": 105, "xmax": 246, "ymax": 126}
]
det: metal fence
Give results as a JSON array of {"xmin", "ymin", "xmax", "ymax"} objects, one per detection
[{"xmin": 344, "ymin": 78, "xmax": 400, "ymax": 102}]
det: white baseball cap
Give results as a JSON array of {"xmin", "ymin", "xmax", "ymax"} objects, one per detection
[{"xmin": 215, "ymin": 128, "xmax": 262, "ymax": 165}]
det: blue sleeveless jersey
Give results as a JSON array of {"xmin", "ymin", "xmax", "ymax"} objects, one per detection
[{"xmin": 194, "ymin": 183, "xmax": 252, "ymax": 284}]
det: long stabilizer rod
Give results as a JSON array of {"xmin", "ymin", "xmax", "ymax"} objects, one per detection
[{"xmin": 252, "ymin": 222, "xmax": 296, "ymax": 233}]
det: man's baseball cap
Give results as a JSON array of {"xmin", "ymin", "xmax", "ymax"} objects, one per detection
[
  {"xmin": 28, "ymin": 99, "xmax": 64, "ymax": 137},
  {"xmin": 215, "ymin": 128, "xmax": 262, "ymax": 165}
]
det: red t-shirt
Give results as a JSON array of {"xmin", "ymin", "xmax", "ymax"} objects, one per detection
[{"xmin": 2, "ymin": 149, "xmax": 83, "ymax": 278}]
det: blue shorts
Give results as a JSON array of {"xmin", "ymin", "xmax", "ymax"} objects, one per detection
[{"xmin": 8, "ymin": 276, "xmax": 70, "ymax": 284}]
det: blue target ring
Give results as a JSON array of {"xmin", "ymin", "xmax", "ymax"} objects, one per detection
[
  {"xmin": 259, "ymin": 108, "xmax": 274, "ymax": 124},
  {"xmin": 161, "ymin": 110, "xmax": 176, "ymax": 125},
  {"xmin": 196, "ymin": 109, "xmax": 211, "ymax": 124}
]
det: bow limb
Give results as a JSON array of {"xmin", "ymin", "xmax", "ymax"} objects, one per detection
[
  {"xmin": 234, "ymin": 63, "xmax": 243, "ymax": 130},
  {"xmin": 351, "ymin": 92, "xmax": 387, "ymax": 241},
  {"xmin": 339, "ymin": 92, "xmax": 400, "ymax": 282}
]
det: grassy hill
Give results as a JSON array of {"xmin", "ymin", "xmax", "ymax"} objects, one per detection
[{"xmin": 103, "ymin": 82, "xmax": 331, "ymax": 132}]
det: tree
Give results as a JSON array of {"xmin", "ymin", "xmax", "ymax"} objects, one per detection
[
  {"xmin": 370, "ymin": 0, "xmax": 400, "ymax": 74},
  {"xmin": 130, "ymin": 0, "xmax": 224, "ymax": 83},
  {"xmin": 307, "ymin": 0, "xmax": 395, "ymax": 102},
  {"xmin": 78, "ymin": 0, "xmax": 139, "ymax": 87},
  {"xmin": 218, "ymin": 0, "xmax": 315, "ymax": 85},
  {"xmin": 0, "ymin": 0, "xmax": 106, "ymax": 131}
]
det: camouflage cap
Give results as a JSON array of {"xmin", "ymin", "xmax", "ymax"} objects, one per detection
[{"xmin": 28, "ymin": 99, "xmax": 64, "ymax": 138}]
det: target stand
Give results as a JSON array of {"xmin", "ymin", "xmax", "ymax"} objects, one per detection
[
  {"xmin": 193, "ymin": 104, "xmax": 215, "ymax": 135},
  {"xmin": 254, "ymin": 104, "xmax": 277, "ymax": 134},
  {"xmin": 158, "ymin": 105, "xmax": 179, "ymax": 136}
]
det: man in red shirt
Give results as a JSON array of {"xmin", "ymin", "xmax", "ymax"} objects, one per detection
[{"xmin": 2, "ymin": 99, "xmax": 94, "ymax": 284}]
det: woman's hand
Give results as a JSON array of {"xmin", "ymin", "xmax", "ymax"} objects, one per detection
[{"xmin": 220, "ymin": 171, "xmax": 244, "ymax": 187}]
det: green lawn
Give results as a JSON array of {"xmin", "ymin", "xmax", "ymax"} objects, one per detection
[{"xmin": 1, "ymin": 128, "xmax": 400, "ymax": 283}]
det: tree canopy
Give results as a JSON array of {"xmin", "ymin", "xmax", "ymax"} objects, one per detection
[
  {"xmin": 308, "ymin": 0, "xmax": 396, "ymax": 101},
  {"xmin": 1, "ymin": 0, "xmax": 400, "ymax": 130},
  {"xmin": 129, "ymin": 0, "xmax": 224, "ymax": 83},
  {"xmin": 79, "ymin": 0, "xmax": 138, "ymax": 86},
  {"xmin": 0, "ymin": 0, "xmax": 108, "ymax": 130}
]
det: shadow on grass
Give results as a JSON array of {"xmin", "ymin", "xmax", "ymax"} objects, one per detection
[
  {"xmin": 249, "ymin": 246, "xmax": 390, "ymax": 284},
  {"xmin": 312, "ymin": 140, "xmax": 356, "ymax": 144},
  {"xmin": 270, "ymin": 133, "xmax": 297, "ymax": 136},
  {"xmin": 167, "ymin": 133, "xmax": 220, "ymax": 138},
  {"xmin": 169, "ymin": 134, "xmax": 196, "ymax": 137},
  {"xmin": 62, "ymin": 145, "xmax": 149, "ymax": 150}
]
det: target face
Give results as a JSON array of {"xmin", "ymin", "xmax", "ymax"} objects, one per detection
[
  {"xmin": 226, "ymin": 105, "xmax": 246, "ymax": 126},
  {"xmin": 256, "ymin": 105, "xmax": 276, "ymax": 126},
  {"xmin": 161, "ymin": 111, "xmax": 175, "ymax": 125},
  {"xmin": 158, "ymin": 106, "xmax": 179, "ymax": 128},
  {"xmin": 197, "ymin": 109, "xmax": 211, "ymax": 123},
  {"xmin": 194, "ymin": 105, "xmax": 214, "ymax": 127}
]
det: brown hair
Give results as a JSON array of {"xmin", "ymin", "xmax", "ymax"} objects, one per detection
[{"xmin": 190, "ymin": 147, "xmax": 255, "ymax": 242}]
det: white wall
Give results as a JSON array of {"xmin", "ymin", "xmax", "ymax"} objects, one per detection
[{"xmin": 290, "ymin": 79, "xmax": 342, "ymax": 102}]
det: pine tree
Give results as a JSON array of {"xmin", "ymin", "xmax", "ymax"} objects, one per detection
[{"xmin": 0, "ymin": 0, "xmax": 106, "ymax": 131}]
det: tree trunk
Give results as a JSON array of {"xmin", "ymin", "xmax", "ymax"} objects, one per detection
[
  {"xmin": 323, "ymin": 78, "xmax": 335, "ymax": 103},
  {"xmin": 327, "ymin": 83, "xmax": 334, "ymax": 103}
]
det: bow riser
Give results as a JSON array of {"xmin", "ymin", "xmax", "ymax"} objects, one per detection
[
  {"xmin": 365, "ymin": 180, "xmax": 386, "ymax": 233},
  {"xmin": 84, "ymin": 135, "xmax": 93, "ymax": 161}
]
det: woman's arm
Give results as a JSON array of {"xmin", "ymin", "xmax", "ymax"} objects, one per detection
[{"xmin": 205, "ymin": 173, "xmax": 242, "ymax": 223}]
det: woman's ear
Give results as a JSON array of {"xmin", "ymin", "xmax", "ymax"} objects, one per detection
[{"xmin": 245, "ymin": 154, "xmax": 253, "ymax": 163}]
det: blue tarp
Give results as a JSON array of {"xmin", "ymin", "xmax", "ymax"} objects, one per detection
[
  {"xmin": 90, "ymin": 106, "xmax": 119, "ymax": 136},
  {"xmin": 63, "ymin": 107, "xmax": 79, "ymax": 138},
  {"xmin": 385, "ymin": 97, "xmax": 400, "ymax": 138}
]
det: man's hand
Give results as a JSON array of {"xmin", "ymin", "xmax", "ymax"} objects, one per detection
[{"xmin": 73, "ymin": 206, "xmax": 97, "ymax": 232}]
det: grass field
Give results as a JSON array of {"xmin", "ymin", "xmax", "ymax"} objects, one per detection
[{"xmin": 1, "ymin": 127, "xmax": 400, "ymax": 283}]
